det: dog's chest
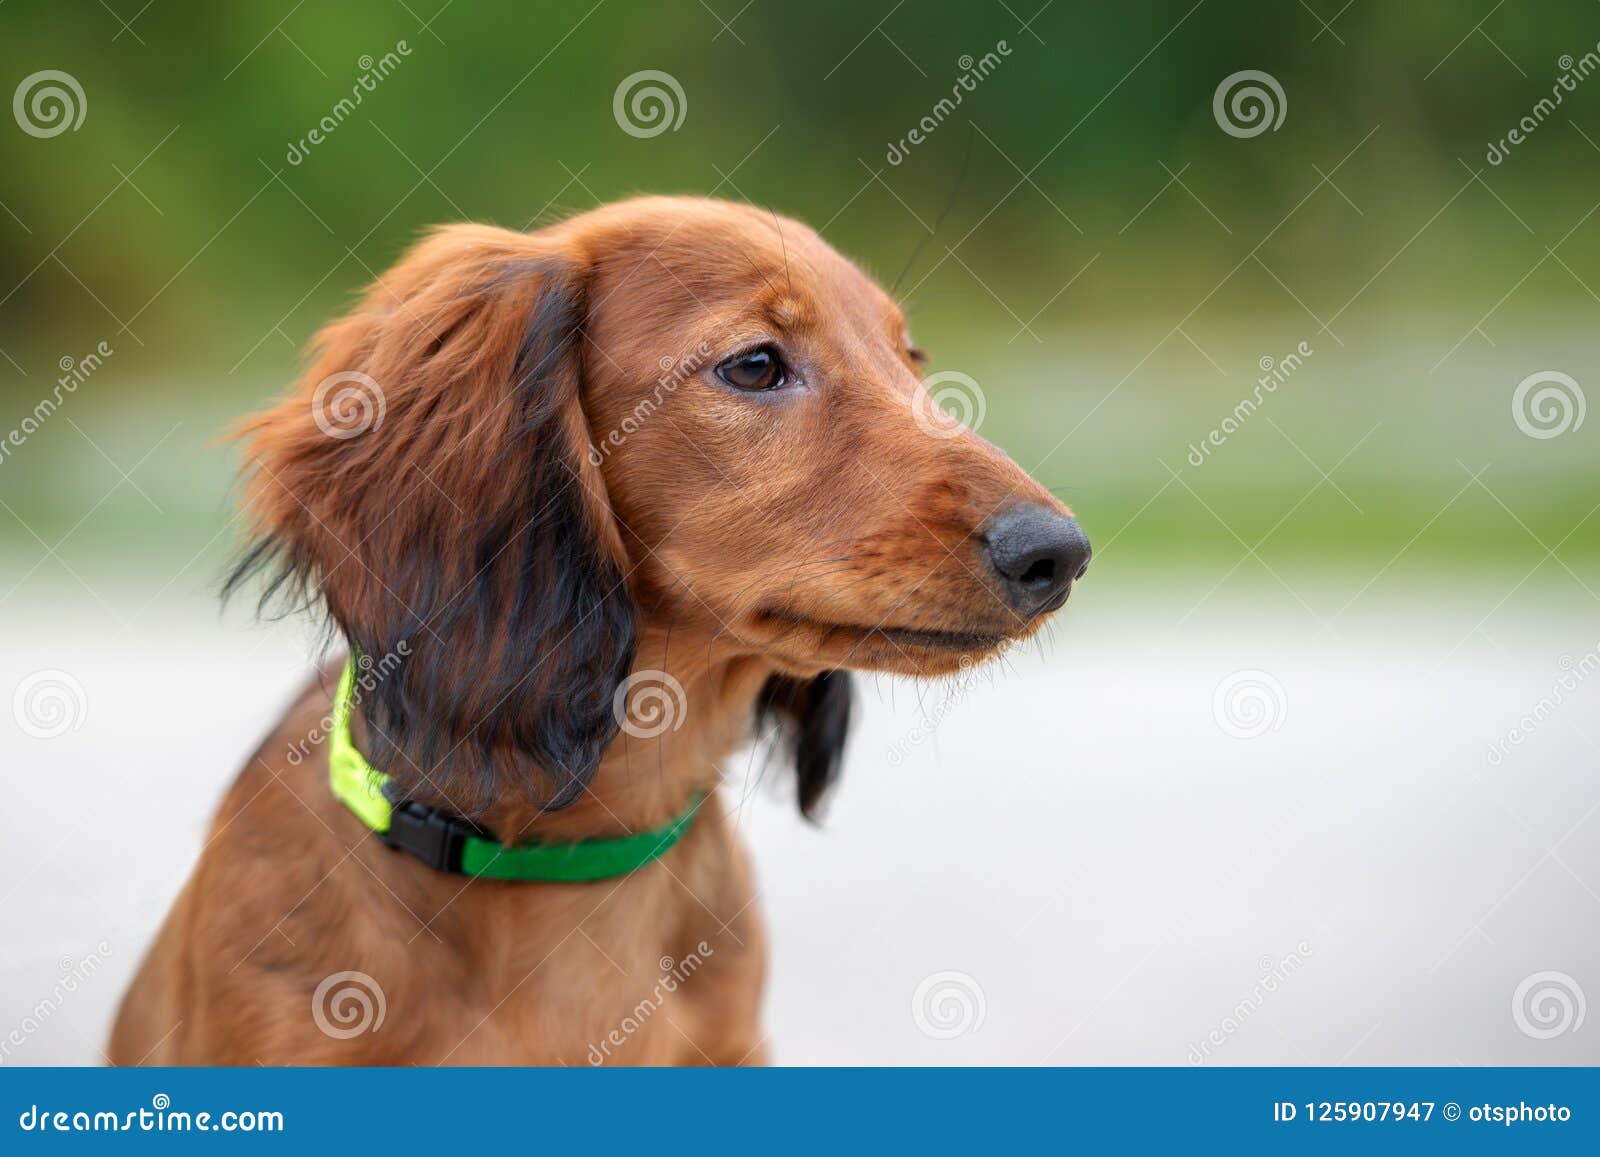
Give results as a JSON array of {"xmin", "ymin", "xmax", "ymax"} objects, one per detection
[{"xmin": 387, "ymin": 852, "xmax": 767, "ymax": 1066}]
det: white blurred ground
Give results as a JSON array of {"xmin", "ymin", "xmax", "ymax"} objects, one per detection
[{"xmin": 2, "ymin": 572, "xmax": 1597, "ymax": 1065}]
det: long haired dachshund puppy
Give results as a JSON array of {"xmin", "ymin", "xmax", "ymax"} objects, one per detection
[{"xmin": 109, "ymin": 197, "xmax": 1088, "ymax": 1065}]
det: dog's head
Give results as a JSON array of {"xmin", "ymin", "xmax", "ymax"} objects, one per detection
[{"xmin": 231, "ymin": 197, "xmax": 1086, "ymax": 816}]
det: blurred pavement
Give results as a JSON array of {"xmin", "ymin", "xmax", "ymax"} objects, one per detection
[{"xmin": 3, "ymin": 573, "xmax": 1595, "ymax": 1065}]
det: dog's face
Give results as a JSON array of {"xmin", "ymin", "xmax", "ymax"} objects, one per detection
[
  {"xmin": 576, "ymin": 199, "xmax": 1086, "ymax": 679},
  {"xmin": 232, "ymin": 197, "xmax": 1085, "ymax": 814}
]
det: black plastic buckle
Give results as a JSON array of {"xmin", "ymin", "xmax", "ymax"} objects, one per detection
[{"xmin": 380, "ymin": 801, "xmax": 481, "ymax": 874}]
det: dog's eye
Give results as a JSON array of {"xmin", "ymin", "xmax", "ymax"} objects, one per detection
[{"xmin": 716, "ymin": 347, "xmax": 787, "ymax": 392}]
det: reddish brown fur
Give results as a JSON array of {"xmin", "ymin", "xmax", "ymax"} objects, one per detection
[{"xmin": 109, "ymin": 197, "xmax": 1073, "ymax": 1065}]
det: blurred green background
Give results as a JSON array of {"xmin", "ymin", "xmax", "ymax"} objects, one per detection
[
  {"xmin": 4, "ymin": 0, "xmax": 1600, "ymax": 1070},
  {"xmin": 2, "ymin": 0, "xmax": 1597, "ymax": 591}
]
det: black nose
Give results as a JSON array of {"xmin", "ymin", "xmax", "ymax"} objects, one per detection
[{"xmin": 981, "ymin": 504, "xmax": 1090, "ymax": 616}]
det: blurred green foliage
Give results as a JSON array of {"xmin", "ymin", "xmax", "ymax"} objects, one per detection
[{"xmin": 1, "ymin": 0, "xmax": 1597, "ymax": 578}]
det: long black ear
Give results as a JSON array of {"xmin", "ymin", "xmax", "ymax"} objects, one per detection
[
  {"xmin": 756, "ymin": 671, "xmax": 854, "ymax": 820},
  {"xmin": 227, "ymin": 225, "xmax": 634, "ymax": 813}
]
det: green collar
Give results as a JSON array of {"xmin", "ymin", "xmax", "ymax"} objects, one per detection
[{"xmin": 328, "ymin": 658, "xmax": 698, "ymax": 881}]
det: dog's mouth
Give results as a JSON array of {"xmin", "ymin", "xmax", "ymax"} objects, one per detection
[{"xmin": 758, "ymin": 607, "xmax": 1012, "ymax": 655}]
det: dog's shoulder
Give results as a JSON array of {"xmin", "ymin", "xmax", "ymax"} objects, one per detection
[{"xmin": 204, "ymin": 660, "xmax": 367, "ymax": 896}]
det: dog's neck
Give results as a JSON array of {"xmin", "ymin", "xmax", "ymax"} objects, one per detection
[{"xmin": 352, "ymin": 630, "xmax": 777, "ymax": 846}]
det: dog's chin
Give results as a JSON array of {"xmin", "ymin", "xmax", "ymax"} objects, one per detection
[{"xmin": 748, "ymin": 606, "xmax": 1035, "ymax": 678}]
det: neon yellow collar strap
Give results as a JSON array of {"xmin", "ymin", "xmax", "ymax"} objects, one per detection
[{"xmin": 328, "ymin": 658, "xmax": 698, "ymax": 881}]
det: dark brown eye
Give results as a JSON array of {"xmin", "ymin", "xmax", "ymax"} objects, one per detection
[{"xmin": 716, "ymin": 347, "xmax": 786, "ymax": 391}]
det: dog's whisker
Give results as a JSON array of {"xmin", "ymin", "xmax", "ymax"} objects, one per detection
[{"xmin": 702, "ymin": 554, "xmax": 874, "ymax": 650}]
